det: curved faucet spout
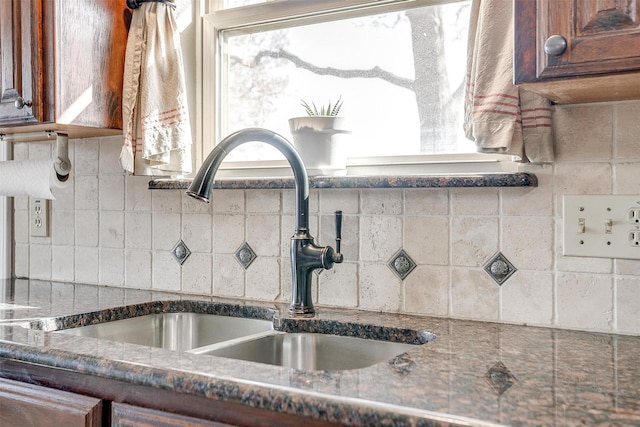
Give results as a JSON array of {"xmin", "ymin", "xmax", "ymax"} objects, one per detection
[
  {"xmin": 187, "ymin": 128, "xmax": 309, "ymax": 232},
  {"xmin": 186, "ymin": 128, "xmax": 343, "ymax": 317}
]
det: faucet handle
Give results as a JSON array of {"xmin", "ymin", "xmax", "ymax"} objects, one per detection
[{"xmin": 335, "ymin": 210, "xmax": 342, "ymax": 254}]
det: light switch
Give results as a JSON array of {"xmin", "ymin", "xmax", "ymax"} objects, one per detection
[{"xmin": 563, "ymin": 195, "xmax": 640, "ymax": 260}]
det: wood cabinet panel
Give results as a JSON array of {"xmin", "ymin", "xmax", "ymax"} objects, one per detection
[
  {"xmin": 0, "ymin": 377, "xmax": 102, "ymax": 427},
  {"xmin": 514, "ymin": 0, "xmax": 640, "ymax": 103},
  {"xmin": 112, "ymin": 403, "xmax": 234, "ymax": 427},
  {"xmin": 0, "ymin": 0, "xmax": 128, "ymax": 138}
]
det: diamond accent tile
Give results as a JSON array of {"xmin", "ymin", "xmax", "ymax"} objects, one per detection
[
  {"xmin": 485, "ymin": 361, "xmax": 518, "ymax": 396},
  {"xmin": 387, "ymin": 249, "xmax": 417, "ymax": 280},
  {"xmin": 171, "ymin": 240, "xmax": 191, "ymax": 265},
  {"xmin": 484, "ymin": 252, "xmax": 517, "ymax": 285},
  {"xmin": 235, "ymin": 242, "xmax": 257, "ymax": 270}
]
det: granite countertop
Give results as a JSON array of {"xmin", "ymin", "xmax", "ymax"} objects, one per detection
[{"xmin": 1, "ymin": 279, "xmax": 639, "ymax": 426}]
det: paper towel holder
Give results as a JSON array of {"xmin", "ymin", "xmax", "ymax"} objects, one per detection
[{"xmin": 54, "ymin": 133, "xmax": 71, "ymax": 182}]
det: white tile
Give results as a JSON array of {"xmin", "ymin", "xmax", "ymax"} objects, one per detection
[
  {"xmin": 501, "ymin": 271, "xmax": 553, "ymax": 326},
  {"xmin": 75, "ymin": 175, "xmax": 99, "ymax": 210},
  {"xmin": 99, "ymin": 174, "xmax": 125, "ymax": 211},
  {"xmin": 152, "ymin": 213, "xmax": 181, "ymax": 250},
  {"xmin": 553, "ymin": 105, "xmax": 613, "ymax": 162},
  {"xmin": 404, "ymin": 189, "xmax": 449, "ymax": 215},
  {"xmin": 51, "ymin": 245, "xmax": 75, "ymax": 282},
  {"xmin": 360, "ymin": 189, "xmax": 403, "ymax": 215},
  {"xmin": 502, "ymin": 164, "xmax": 553, "ymax": 216},
  {"xmin": 14, "ymin": 244, "xmax": 29, "ymax": 278},
  {"xmin": 75, "ymin": 211, "xmax": 99, "ymax": 247},
  {"xmin": 99, "ymin": 248, "xmax": 124, "ymax": 286},
  {"xmin": 211, "ymin": 190, "xmax": 244, "ymax": 213},
  {"xmin": 51, "ymin": 210, "xmax": 75, "ymax": 246},
  {"xmin": 182, "ymin": 213, "xmax": 212, "ymax": 253},
  {"xmin": 501, "ymin": 216, "xmax": 553, "ymax": 271},
  {"xmin": 125, "ymin": 212, "xmax": 152, "ymax": 250},
  {"xmin": 359, "ymin": 216, "xmax": 402, "ymax": 262},
  {"xmin": 318, "ymin": 263, "xmax": 358, "ymax": 308},
  {"xmin": 451, "ymin": 268, "xmax": 499, "ymax": 321},
  {"xmin": 246, "ymin": 190, "xmax": 281, "ymax": 213},
  {"xmin": 404, "ymin": 266, "xmax": 449, "ymax": 316},
  {"xmin": 14, "ymin": 210, "xmax": 29, "ymax": 244},
  {"xmin": 73, "ymin": 138, "xmax": 99, "ymax": 175},
  {"xmin": 246, "ymin": 257, "xmax": 280, "ymax": 301},
  {"xmin": 182, "ymin": 253, "xmax": 213, "ymax": 295},
  {"xmin": 125, "ymin": 176, "xmax": 152, "ymax": 211},
  {"xmin": 556, "ymin": 273, "xmax": 613, "ymax": 332},
  {"xmin": 245, "ymin": 257, "xmax": 280, "ymax": 301},
  {"xmin": 213, "ymin": 253, "xmax": 245, "ymax": 297},
  {"xmin": 616, "ymin": 276, "xmax": 640, "ymax": 334},
  {"xmin": 75, "ymin": 247, "xmax": 99, "ymax": 284},
  {"xmin": 404, "ymin": 216, "xmax": 448, "ymax": 265},
  {"xmin": 319, "ymin": 189, "xmax": 359, "ymax": 214},
  {"xmin": 246, "ymin": 214, "xmax": 280, "ymax": 257},
  {"xmin": 152, "ymin": 251, "xmax": 181, "ymax": 291},
  {"xmin": 100, "ymin": 211, "xmax": 124, "ymax": 249},
  {"xmin": 213, "ymin": 214, "xmax": 245, "ymax": 254},
  {"xmin": 554, "ymin": 162, "xmax": 612, "ymax": 195},
  {"xmin": 124, "ymin": 250, "xmax": 152, "ymax": 289},
  {"xmin": 29, "ymin": 245, "xmax": 51, "ymax": 280},
  {"xmin": 99, "ymin": 136, "xmax": 125, "ymax": 174},
  {"xmin": 358, "ymin": 263, "xmax": 401, "ymax": 312},
  {"xmin": 451, "ymin": 217, "xmax": 499, "ymax": 267},
  {"xmin": 151, "ymin": 189, "xmax": 182, "ymax": 212},
  {"xmin": 450, "ymin": 188, "xmax": 499, "ymax": 215}
]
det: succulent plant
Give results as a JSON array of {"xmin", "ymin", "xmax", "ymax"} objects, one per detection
[{"xmin": 300, "ymin": 96, "xmax": 343, "ymax": 116}]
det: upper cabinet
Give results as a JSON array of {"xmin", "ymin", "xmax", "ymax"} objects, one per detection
[
  {"xmin": 0, "ymin": 0, "xmax": 128, "ymax": 139},
  {"xmin": 514, "ymin": 0, "xmax": 640, "ymax": 104}
]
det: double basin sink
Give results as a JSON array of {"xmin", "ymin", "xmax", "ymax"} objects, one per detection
[{"xmin": 54, "ymin": 310, "xmax": 428, "ymax": 371}]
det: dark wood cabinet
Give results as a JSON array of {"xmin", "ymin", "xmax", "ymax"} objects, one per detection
[
  {"xmin": 514, "ymin": 0, "xmax": 640, "ymax": 104},
  {"xmin": 0, "ymin": 377, "xmax": 103, "ymax": 427},
  {"xmin": 0, "ymin": 0, "xmax": 128, "ymax": 138},
  {"xmin": 112, "ymin": 403, "xmax": 235, "ymax": 427}
]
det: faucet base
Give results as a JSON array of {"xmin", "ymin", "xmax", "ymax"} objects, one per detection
[{"xmin": 288, "ymin": 305, "xmax": 316, "ymax": 317}]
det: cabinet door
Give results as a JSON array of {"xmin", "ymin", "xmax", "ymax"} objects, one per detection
[
  {"xmin": 0, "ymin": 0, "xmax": 45, "ymax": 127},
  {"xmin": 0, "ymin": 378, "xmax": 103, "ymax": 427},
  {"xmin": 534, "ymin": 0, "xmax": 640, "ymax": 79},
  {"xmin": 112, "ymin": 403, "xmax": 235, "ymax": 427}
]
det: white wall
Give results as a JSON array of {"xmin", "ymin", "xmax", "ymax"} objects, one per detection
[{"xmin": 0, "ymin": 140, "xmax": 11, "ymax": 279}]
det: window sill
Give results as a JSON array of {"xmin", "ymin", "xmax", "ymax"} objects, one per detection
[{"xmin": 148, "ymin": 172, "xmax": 537, "ymax": 190}]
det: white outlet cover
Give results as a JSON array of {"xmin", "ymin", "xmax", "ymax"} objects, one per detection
[{"xmin": 563, "ymin": 195, "xmax": 640, "ymax": 260}]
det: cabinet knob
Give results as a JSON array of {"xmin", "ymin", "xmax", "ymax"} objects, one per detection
[
  {"xmin": 14, "ymin": 96, "xmax": 32, "ymax": 110},
  {"xmin": 544, "ymin": 35, "xmax": 567, "ymax": 56}
]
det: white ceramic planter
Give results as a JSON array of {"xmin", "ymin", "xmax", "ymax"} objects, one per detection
[{"xmin": 288, "ymin": 116, "xmax": 350, "ymax": 176}]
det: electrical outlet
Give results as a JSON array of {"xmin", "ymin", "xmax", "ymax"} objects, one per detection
[
  {"xmin": 563, "ymin": 195, "xmax": 640, "ymax": 260},
  {"xmin": 30, "ymin": 198, "xmax": 49, "ymax": 237}
]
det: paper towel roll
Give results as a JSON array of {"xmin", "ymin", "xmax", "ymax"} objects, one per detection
[{"xmin": 0, "ymin": 159, "xmax": 70, "ymax": 200}]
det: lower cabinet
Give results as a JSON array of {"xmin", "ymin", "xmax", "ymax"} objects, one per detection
[
  {"xmin": 0, "ymin": 377, "xmax": 102, "ymax": 427},
  {"xmin": 112, "ymin": 403, "xmax": 233, "ymax": 427}
]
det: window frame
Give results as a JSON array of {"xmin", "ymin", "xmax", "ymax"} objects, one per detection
[{"xmin": 201, "ymin": 0, "xmax": 515, "ymax": 177}]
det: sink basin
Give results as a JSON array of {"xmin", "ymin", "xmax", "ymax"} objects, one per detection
[
  {"xmin": 57, "ymin": 313, "xmax": 274, "ymax": 352},
  {"xmin": 202, "ymin": 332, "xmax": 416, "ymax": 371}
]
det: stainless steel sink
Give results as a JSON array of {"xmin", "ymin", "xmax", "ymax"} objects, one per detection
[
  {"xmin": 201, "ymin": 332, "xmax": 416, "ymax": 371},
  {"xmin": 57, "ymin": 313, "xmax": 274, "ymax": 352}
]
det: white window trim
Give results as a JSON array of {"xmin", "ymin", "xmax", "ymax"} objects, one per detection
[{"xmin": 201, "ymin": 0, "xmax": 509, "ymax": 178}]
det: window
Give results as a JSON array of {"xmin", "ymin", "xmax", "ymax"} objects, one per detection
[{"xmin": 203, "ymin": 0, "xmax": 514, "ymax": 174}]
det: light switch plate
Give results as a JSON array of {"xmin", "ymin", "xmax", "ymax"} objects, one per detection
[
  {"xmin": 30, "ymin": 198, "xmax": 49, "ymax": 237},
  {"xmin": 563, "ymin": 195, "xmax": 640, "ymax": 260}
]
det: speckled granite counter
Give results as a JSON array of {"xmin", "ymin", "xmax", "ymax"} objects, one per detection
[
  {"xmin": 1, "ymin": 279, "xmax": 639, "ymax": 426},
  {"xmin": 148, "ymin": 173, "xmax": 537, "ymax": 190}
]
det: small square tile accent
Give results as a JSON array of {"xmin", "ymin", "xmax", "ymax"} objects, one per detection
[
  {"xmin": 485, "ymin": 361, "xmax": 518, "ymax": 396},
  {"xmin": 484, "ymin": 252, "xmax": 517, "ymax": 285},
  {"xmin": 387, "ymin": 249, "xmax": 417, "ymax": 280},
  {"xmin": 235, "ymin": 242, "xmax": 257, "ymax": 270},
  {"xmin": 171, "ymin": 240, "xmax": 191, "ymax": 265}
]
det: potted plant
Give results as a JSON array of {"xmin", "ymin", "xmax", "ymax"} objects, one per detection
[{"xmin": 288, "ymin": 96, "xmax": 350, "ymax": 176}]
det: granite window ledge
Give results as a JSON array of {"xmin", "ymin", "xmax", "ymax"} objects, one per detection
[{"xmin": 148, "ymin": 172, "xmax": 537, "ymax": 190}]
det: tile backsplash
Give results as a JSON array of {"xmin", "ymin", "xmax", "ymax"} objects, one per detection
[{"xmin": 12, "ymin": 100, "xmax": 640, "ymax": 336}]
